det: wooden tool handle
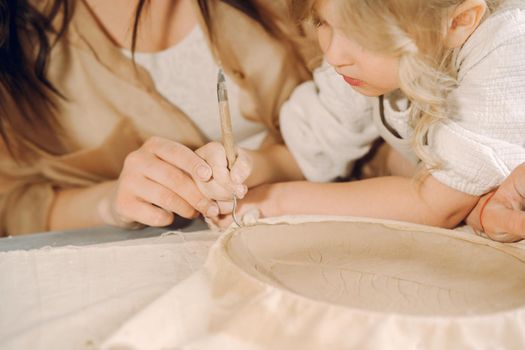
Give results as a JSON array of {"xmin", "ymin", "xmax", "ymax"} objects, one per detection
[{"xmin": 219, "ymin": 101, "xmax": 236, "ymax": 169}]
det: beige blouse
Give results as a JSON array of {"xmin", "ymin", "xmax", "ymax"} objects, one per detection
[{"xmin": 0, "ymin": 0, "xmax": 317, "ymax": 235}]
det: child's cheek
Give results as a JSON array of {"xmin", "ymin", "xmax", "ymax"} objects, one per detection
[{"xmin": 317, "ymin": 26, "xmax": 332, "ymax": 53}]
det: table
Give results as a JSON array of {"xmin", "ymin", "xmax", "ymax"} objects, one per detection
[
  {"xmin": 0, "ymin": 218, "xmax": 209, "ymax": 252},
  {"xmin": 0, "ymin": 219, "xmax": 216, "ymax": 350}
]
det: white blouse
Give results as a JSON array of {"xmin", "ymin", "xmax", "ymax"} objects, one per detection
[
  {"xmin": 122, "ymin": 26, "xmax": 266, "ymax": 149},
  {"xmin": 280, "ymin": 2, "xmax": 525, "ymax": 195}
]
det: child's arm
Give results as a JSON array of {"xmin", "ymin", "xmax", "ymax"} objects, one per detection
[
  {"xmin": 231, "ymin": 175, "xmax": 478, "ymax": 229},
  {"xmin": 191, "ymin": 141, "xmax": 303, "ymax": 218},
  {"xmin": 194, "ymin": 63, "xmax": 378, "ymax": 205},
  {"xmin": 243, "ymin": 62, "xmax": 378, "ymax": 186},
  {"xmin": 244, "ymin": 144, "xmax": 304, "ymax": 187}
]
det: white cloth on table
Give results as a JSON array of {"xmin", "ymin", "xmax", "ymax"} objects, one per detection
[
  {"xmin": 102, "ymin": 216, "xmax": 525, "ymax": 350},
  {"xmin": 0, "ymin": 231, "xmax": 218, "ymax": 350},
  {"xmin": 2, "ymin": 218, "xmax": 525, "ymax": 350}
]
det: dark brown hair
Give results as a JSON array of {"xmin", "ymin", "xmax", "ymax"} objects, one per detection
[
  {"xmin": 131, "ymin": 0, "xmax": 286, "ymax": 55},
  {"xmin": 0, "ymin": 0, "xmax": 293, "ymax": 161},
  {"xmin": 0, "ymin": 0, "xmax": 71, "ymax": 160}
]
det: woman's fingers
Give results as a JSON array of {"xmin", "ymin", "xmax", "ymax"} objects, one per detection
[
  {"xmin": 111, "ymin": 137, "xmax": 253, "ymax": 229},
  {"xmin": 467, "ymin": 162, "xmax": 525, "ymax": 243},
  {"xmin": 197, "ymin": 142, "xmax": 252, "ymax": 185},
  {"xmin": 133, "ymin": 175, "xmax": 201, "ymax": 219},
  {"xmin": 196, "ymin": 174, "xmax": 246, "ymax": 201},
  {"xmin": 215, "ymin": 215, "xmax": 234, "ymax": 228},
  {"xmin": 111, "ymin": 175, "xmax": 177, "ymax": 227},
  {"xmin": 118, "ymin": 197, "xmax": 175, "ymax": 227},
  {"xmin": 217, "ymin": 200, "xmax": 234, "ymax": 215},
  {"xmin": 195, "ymin": 141, "xmax": 227, "ymax": 168},
  {"xmin": 468, "ymin": 189, "xmax": 525, "ymax": 242},
  {"xmin": 207, "ymin": 166, "xmax": 239, "ymax": 198},
  {"xmin": 483, "ymin": 205, "xmax": 525, "ymax": 242},
  {"xmin": 195, "ymin": 142, "xmax": 235, "ymax": 190},
  {"xmin": 475, "ymin": 162, "xmax": 525, "ymax": 242},
  {"xmin": 195, "ymin": 142, "xmax": 249, "ymax": 199},
  {"xmin": 143, "ymin": 137, "xmax": 213, "ymax": 182},
  {"xmin": 137, "ymin": 152, "xmax": 218, "ymax": 216},
  {"xmin": 230, "ymin": 148, "xmax": 252, "ymax": 184},
  {"xmin": 107, "ymin": 138, "xmax": 226, "ymax": 228},
  {"xmin": 125, "ymin": 139, "xmax": 220, "ymax": 215},
  {"xmin": 207, "ymin": 196, "xmax": 263, "ymax": 228}
]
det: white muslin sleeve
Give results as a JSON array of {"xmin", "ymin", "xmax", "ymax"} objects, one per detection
[
  {"xmin": 429, "ymin": 11, "xmax": 525, "ymax": 195},
  {"xmin": 280, "ymin": 63, "xmax": 379, "ymax": 182}
]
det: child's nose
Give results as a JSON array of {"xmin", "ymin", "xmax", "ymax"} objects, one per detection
[{"xmin": 323, "ymin": 32, "xmax": 354, "ymax": 68}]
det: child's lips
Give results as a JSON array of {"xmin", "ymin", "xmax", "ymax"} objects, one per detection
[{"xmin": 342, "ymin": 75, "xmax": 364, "ymax": 87}]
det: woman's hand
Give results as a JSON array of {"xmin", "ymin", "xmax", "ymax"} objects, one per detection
[
  {"xmin": 194, "ymin": 141, "xmax": 252, "ymax": 214},
  {"xmin": 466, "ymin": 163, "xmax": 525, "ymax": 242},
  {"xmin": 209, "ymin": 183, "xmax": 284, "ymax": 228},
  {"xmin": 98, "ymin": 137, "xmax": 221, "ymax": 228}
]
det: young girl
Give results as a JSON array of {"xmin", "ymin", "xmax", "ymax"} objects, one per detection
[{"xmin": 197, "ymin": 0, "xmax": 525, "ymax": 234}]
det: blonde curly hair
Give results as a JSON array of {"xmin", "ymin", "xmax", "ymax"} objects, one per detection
[{"xmin": 298, "ymin": 0, "xmax": 502, "ymax": 170}]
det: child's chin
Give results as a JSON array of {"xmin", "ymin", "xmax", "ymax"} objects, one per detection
[
  {"xmin": 351, "ymin": 86, "xmax": 393, "ymax": 97},
  {"xmin": 350, "ymin": 86, "xmax": 380, "ymax": 97}
]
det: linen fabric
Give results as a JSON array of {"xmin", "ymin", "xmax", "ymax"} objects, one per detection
[
  {"xmin": 0, "ymin": 231, "xmax": 218, "ymax": 350},
  {"xmin": 103, "ymin": 216, "xmax": 525, "ymax": 350}
]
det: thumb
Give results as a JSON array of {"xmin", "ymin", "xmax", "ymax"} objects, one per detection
[{"xmin": 484, "ymin": 206, "xmax": 525, "ymax": 242}]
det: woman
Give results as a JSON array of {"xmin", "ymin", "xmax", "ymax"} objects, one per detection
[{"xmin": 0, "ymin": 0, "xmax": 316, "ymax": 235}]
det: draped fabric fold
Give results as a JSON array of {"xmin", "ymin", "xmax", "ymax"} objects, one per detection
[{"xmin": 103, "ymin": 216, "xmax": 525, "ymax": 350}]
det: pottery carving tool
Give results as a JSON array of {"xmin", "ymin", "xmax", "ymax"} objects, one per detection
[{"xmin": 217, "ymin": 68, "xmax": 241, "ymax": 227}]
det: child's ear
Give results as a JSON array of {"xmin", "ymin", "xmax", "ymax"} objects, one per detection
[{"xmin": 444, "ymin": 0, "xmax": 487, "ymax": 48}]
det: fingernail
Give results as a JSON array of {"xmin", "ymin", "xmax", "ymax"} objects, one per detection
[
  {"xmin": 197, "ymin": 166, "xmax": 212, "ymax": 180},
  {"xmin": 207, "ymin": 205, "xmax": 219, "ymax": 217}
]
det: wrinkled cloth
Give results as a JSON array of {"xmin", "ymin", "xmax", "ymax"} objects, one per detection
[
  {"xmin": 0, "ymin": 230, "xmax": 218, "ymax": 350},
  {"xmin": 103, "ymin": 216, "xmax": 525, "ymax": 350}
]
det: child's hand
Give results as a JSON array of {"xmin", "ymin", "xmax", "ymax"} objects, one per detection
[{"xmin": 195, "ymin": 142, "xmax": 252, "ymax": 214}]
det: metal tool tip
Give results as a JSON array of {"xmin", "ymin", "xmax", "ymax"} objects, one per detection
[{"xmin": 217, "ymin": 68, "xmax": 226, "ymax": 84}]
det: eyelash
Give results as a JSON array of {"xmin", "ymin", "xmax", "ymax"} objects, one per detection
[
  {"xmin": 310, "ymin": 12, "xmax": 326, "ymax": 28},
  {"xmin": 312, "ymin": 17, "xmax": 326, "ymax": 28}
]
